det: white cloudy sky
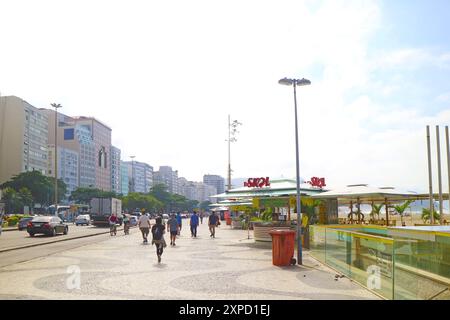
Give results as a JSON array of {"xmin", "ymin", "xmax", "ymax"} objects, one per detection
[{"xmin": 1, "ymin": 0, "xmax": 450, "ymax": 192}]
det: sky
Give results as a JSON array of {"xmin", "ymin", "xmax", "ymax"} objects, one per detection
[{"xmin": 1, "ymin": 0, "xmax": 450, "ymax": 192}]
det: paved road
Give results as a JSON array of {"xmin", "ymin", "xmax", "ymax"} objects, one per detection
[
  {"xmin": 0, "ymin": 224, "xmax": 131, "ymax": 252},
  {"xmin": 0, "ymin": 223, "xmax": 380, "ymax": 300}
]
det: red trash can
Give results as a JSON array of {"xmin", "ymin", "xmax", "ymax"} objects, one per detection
[
  {"xmin": 226, "ymin": 217, "xmax": 232, "ymax": 225},
  {"xmin": 268, "ymin": 229, "xmax": 296, "ymax": 266}
]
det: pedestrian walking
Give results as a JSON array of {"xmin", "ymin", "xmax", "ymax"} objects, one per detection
[
  {"xmin": 138, "ymin": 212, "xmax": 151, "ymax": 243},
  {"xmin": 190, "ymin": 211, "xmax": 199, "ymax": 237},
  {"xmin": 208, "ymin": 211, "xmax": 219, "ymax": 238},
  {"xmin": 200, "ymin": 212, "xmax": 204, "ymax": 224},
  {"xmin": 176, "ymin": 212, "xmax": 182, "ymax": 235},
  {"xmin": 167, "ymin": 214, "xmax": 179, "ymax": 246},
  {"xmin": 151, "ymin": 216, "xmax": 166, "ymax": 263}
]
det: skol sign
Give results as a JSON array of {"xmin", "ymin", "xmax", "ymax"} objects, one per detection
[
  {"xmin": 307, "ymin": 177, "xmax": 326, "ymax": 189},
  {"xmin": 244, "ymin": 177, "xmax": 270, "ymax": 188}
]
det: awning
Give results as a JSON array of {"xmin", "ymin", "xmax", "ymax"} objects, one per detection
[
  {"xmin": 310, "ymin": 184, "xmax": 420, "ymax": 202},
  {"xmin": 211, "ymin": 179, "xmax": 326, "ymax": 199}
]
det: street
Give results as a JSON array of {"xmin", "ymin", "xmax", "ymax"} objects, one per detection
[
  {"xmin": 0, "ymin": 222, "xmax": 380, "ymax": 300},
  {"xmin": 0, "ymin": 224, "xmax": 121, "ymax": 252}
]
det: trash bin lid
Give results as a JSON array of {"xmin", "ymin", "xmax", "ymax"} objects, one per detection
[{"xmin": 269, "ymin": 229, "xmax": 296, "ymax": 235}]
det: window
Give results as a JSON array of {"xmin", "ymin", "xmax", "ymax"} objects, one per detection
[{"xmin": 64, "ymin": 128, "xmax": 75, "ymax": 140}]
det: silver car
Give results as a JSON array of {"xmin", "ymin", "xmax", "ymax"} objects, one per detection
[{"xmin": 75, "ymin": 214, "xmax": 91, "ymax": 226}]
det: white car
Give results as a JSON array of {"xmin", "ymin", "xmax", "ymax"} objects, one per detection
[{"xmin": 75, "ymin": 214, "xmax": 91, "ymax": 226}]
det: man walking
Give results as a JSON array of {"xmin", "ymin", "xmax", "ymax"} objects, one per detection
[
  {"xmin": 167, "ymin": 214, "xmax": 179, "ymax": 246},
  {"xmin": 190, "ymin": 211, "xmax": 199, "ymax": 237},
  {"xmin": 208, "ymin": 211, "xmax": 219, "ymax": 238},
  {"xmin": 176, "ymin": 212, "xmax": 182, "ymax": 235},
  {"xmin": 138, "ymin": 212, "xmax": 151, "ymax": 243},
  {"xmin": 200, "ymin": 212, "xmax": 204, "ymax": 224}
]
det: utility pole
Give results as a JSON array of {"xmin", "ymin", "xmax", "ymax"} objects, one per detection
[
  {"xmin": 226, "ymin": 115, "xmax": 242, "ymax": 191},
  {"xmin": 51, "ymin": 103, "xmax": 62, "ymax": 216}
]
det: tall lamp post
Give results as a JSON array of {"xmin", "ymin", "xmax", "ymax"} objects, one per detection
[
  {"xmin": 51, "ymin": 103, "xmax": 62, "ymax": 216},
  {"xmin": 226, "ymin": 115, "xmax": 242, "ymax": 191},
  {"xmin": 278, "ymin": 77, "xmax": 311, "ymax": 265},
  {"xmin": 130, "ymin": 155, "xmax": 136, "ymax": 193}
]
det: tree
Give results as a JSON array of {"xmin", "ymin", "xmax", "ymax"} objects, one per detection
[
  {"xmin": 370, "ymin": 204, "xmax": 383, "ymax": 222},
  {"xmin": 393, "ymin": 200, "xmax": 413, "ymax": 225},
  {"xmin": 0, "ymin": 171, "xmax": 66, "ymax": 207},
  {"xmin": 200, "ymin": 200, "xmax": 212, "ymax": 211},
  {"xmin": 421, "ymin": 208, "xmax": 440, "ymax": 224},
  {"xmin": 121, "ymin": 193, "xmax": 163, "ymax": 213},
  {"xmin": 149, "ymin": 184, "xmax": 171, "ymax": 212},
  {"xmin": 70, "ymin": 187, "xmax": 118, "ymax": 204}
]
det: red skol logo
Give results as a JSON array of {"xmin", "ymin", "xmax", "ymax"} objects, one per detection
[
  {"xmin": 244, "ymin": 177, "xmax": 270, "ymax": 188},
  {"xmin": 308, "ymin": 177, "xmax": 326, "ymax": 188}
]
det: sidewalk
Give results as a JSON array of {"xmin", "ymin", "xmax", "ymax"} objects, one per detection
[{"xmin": 0, "ymin": 222, "xmax": 380, "ymax": 300}]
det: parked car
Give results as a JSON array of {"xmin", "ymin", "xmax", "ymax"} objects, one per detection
[
  {"xmin": 75, "ymin": 214, "xmax": 91, "ymax": 226},
  {"xmin": 129, "ymin": 216, "xmax": 138, "ymax": 227},
  {"xmin": 18, "ymin": 217, "xmax": 34, "ymax": 231},
  {"xmin": 27, "ymin": 216, "xmax": 68, "ymax": 237}
]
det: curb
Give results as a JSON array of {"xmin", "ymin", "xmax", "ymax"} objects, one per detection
[
  {"xmin": 1, "ymin": 228, "xmax": 20, "ymax": 232},
  {"xmin": 0, "ymin": 227, "xmax": 126, "ymax": 253}
]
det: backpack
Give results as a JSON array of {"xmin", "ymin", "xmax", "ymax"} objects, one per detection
[{"xmin": 153, "ymin": 225, "xmax": 163, "ymax": 240}]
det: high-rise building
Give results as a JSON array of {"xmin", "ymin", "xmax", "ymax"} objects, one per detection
[
  {"xmin": 47, "ymin": 145, "xmax": 79, "ymax": 197},
  {"xmin": 41, "ymin": 110, "xmax": 94, "ymax": 188},
  {"xmin": 203, "ymin": 174, "xmax": 225, "ymax": 195},
  {"xmin": 110, "ymin": 146, "xmax": 121, "ymax": 194},
  {"xmin": 41, "ymin": 110, "xmax": 111, "ymax": 191},
  {"xmin": 177, "ymin": 177, "xmax": 217, "ymax": 203},
  {"xmin": 195, "ymin": 182, "xmax": 217, "ymax": 203},
  {"xmin": 0, "ymin": 96, "xmax": 48, "ymax": 184},
  {"xmin": 72, "ymin": 116, "xmax": 112, "ymax": 191},
  {"xmin": 123, "ymin": 161, "xmax": 153, "ymax": 193},
  {"xmin": 120, "ymin": 161, "xmax": 129, "ymax": 196},
  {"xmin": 154, "ymin": 166, "xmax": 179, "ymax": 194}
]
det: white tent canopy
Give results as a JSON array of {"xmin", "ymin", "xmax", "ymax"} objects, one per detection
[{"xmin": 310, "ymin": 184, "xmax": 418, "ymax": 202}]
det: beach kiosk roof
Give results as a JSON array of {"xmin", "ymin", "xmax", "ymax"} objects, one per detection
[
  {"xmin": 211, "ymin": 179, "xmax": 325, "ymax": 200},
  {"xmin": 310, "ymin": 184, "xmax": 419, "ymax": 202}
]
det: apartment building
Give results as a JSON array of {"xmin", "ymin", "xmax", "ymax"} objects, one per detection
[{"xmin": 0, "ymin": 96, "xmax": 48, "ymax": 184}]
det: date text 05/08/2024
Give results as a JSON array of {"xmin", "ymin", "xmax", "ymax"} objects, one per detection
[{"xmin": 179, "ymin": 304, "xmax": 270, "ymax": 318}]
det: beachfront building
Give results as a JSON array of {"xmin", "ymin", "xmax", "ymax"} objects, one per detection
[
  {"xmin": 110, "ymin": 146, "xmax": 121, "ymax": 194},
  {"xmin": 123, "ymin": 160, "xmax": 153, "ymax": 193},
  {"xmin": 153, "ymin": 166, "xmax": 178, "ymax": 194},
  {"xmin": 120, "ymin": 161, "xmax": 129, "ymax": 196},
  {"xmin": 47, "ymin": 145, "xmax": 79, "ymax": 197},
  {"xmin": 0, "ymin": 96, "xmax": 49, "ymax": 184}
]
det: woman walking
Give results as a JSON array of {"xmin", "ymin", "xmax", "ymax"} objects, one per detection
[{"xmin": 151, "ymin": 216, "xmax": 166, "ymax": 263}]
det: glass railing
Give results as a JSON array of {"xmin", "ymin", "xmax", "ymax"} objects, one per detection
[{"xmin": 309, "ymin": 225, "xmax": 450, "ymax": 300}]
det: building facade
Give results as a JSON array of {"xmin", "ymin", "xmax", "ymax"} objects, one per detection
[
  {"xmin": 0, "ymin": 96, "xmax": 48, "ymax": 184},
  {"xmin": 154, "ymin": 166, "xmax": 179, "ymax": 194},
  {"xmin": 203, "ymin": 174, "xmax": 225, "ymax": 195},
  {"xmin": 110, "ymin": 146, "xmax": 121, "ymax": 194},
  {"xmin": 120, "ymin": 161, "xmax": 129, "ymax": 196},
  {"xmin": 41, "ymin": 110, "xmax": 111, "ymax": 191},
  {"xmin": 123, "ymin": 160, "xmax": 153, "ymax": 193},
  {"xmin": 47, "ymin": 145, "xmax": 79, "ymax": 197}
]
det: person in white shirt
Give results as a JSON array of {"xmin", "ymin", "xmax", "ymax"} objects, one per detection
[{"xmin": 138, "ymin": 213, "xmax": 151, "ymax": 243}]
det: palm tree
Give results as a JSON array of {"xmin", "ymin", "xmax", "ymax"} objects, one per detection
[
  {"xmin": 393, "ymin": 200, "xmax": 413, "ymax": 226},
  {"xmin": 370, "ymin": 203, "xmax": 383, "ymax": 222},
  {"xmin": 421, "ymin": 208, "xmax": 440, "ymax": 224}
]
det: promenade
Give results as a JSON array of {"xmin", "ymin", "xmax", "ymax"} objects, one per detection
[{"xmin": 0, "ymin": 222, "xmax": 379, "ymax": 300}]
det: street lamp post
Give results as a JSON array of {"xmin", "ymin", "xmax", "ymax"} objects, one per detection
[
  {"xmin": 278, "ymin": 77, "xmax": 311, "ymax": 265},
  {"xmin": 226, "ymin": 115, "xmax": 242, "ymax": 191},
  {"xmin": 51, "ymin": 103, "xmax": 62, "ymax": 216}
]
